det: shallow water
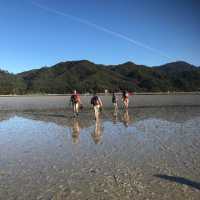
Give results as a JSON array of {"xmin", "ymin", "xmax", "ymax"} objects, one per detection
[{"xmin": 0, "ymin": 107, "xmax": 200, "ymax": 200}]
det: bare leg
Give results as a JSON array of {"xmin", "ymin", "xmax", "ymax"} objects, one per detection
[
  {"xmin": 75, "ymin": 103, "xmax": 79, "ymax": 116},
  {"xmin": 124, "ymin": 99, "xmax": 129, "ymax": 110},
  {"xmin": 114, "ymin": 103, "xmax": 118, "ymax": 112},
  {"xmin": 94, "ymin": 105, "xmax": 100, "ymax": 120},
  {"xmin": 73, "ymin": 103, "xmax": 78, "ymax": 117},
  {"xmin": 123, "ymin": 110, "xmax": 130, "ymax": 127}
]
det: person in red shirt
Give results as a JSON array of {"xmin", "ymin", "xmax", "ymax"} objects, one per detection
[
  {"xmin": 91, "ymin": 93, "xmax": 103, "ymax": 120},
  {"xmin": 70, "ymin": 90, "xmax": 81, "ymax": 117},
  {"xmin": 122, "ymin": 90, "xmax": 129, "ymax": 110}
]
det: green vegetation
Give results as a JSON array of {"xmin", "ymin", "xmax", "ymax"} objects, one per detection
[
  {"xmin": 0, "ymin": 60, "xmax": 199, "ymax": 94},
  {"xmin": 0, "ymin": 70, "xmax": 26, "ymax": 95}
]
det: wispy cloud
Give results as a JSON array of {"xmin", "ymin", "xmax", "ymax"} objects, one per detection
[{"xmin": 31, "ymin": 1, "xmax": 172, "ymax": 59}]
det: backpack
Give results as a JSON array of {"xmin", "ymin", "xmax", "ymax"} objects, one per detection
[
  {"xmin": 91, "ymin": 96, "xmax": 99, "ymax": 106},
  {"xmin": 71, "ymin": 94, "xmax": 79, "ymax": 103}
]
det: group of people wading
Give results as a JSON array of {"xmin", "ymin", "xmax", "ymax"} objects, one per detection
[
  {"xmin": 70, "ymin": 90, "xmax": 130, "ymax": 120},
  {"xmin": 69, "ymin": 90, "xmax": 130, "ymax": 144}
]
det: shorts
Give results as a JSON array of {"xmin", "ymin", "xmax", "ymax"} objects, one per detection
[{"xmin": 94, "ymin": 105, "xmax": 100, "ymax": 116}]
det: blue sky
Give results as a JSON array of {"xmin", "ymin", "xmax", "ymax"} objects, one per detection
[{"xmin": 0, "ymin": 0, "xmax": 199, "ymax": 73}]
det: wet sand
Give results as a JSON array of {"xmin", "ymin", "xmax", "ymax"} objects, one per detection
[
  {"xmin": 0, "ymin": 106, "xmax": 200, "ymax": 200},
  {"xmin": 0, "ymin": 93, "xmax": 200, "ymax": 110}
]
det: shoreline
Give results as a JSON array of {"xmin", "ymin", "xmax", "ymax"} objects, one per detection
[{"xmin": 0, "ymin": 91, "xmax": 200, "ymax": 97}]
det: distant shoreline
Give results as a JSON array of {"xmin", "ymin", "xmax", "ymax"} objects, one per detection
[{"xmin": 0, "ymin": 91, "xmax": 200, "ymax": 97}]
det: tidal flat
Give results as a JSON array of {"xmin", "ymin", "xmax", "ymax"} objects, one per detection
[{"xmin": 0, "ymin": 107, "xmax": 200, "ymax": 200}]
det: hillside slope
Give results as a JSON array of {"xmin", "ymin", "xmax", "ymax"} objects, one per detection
[
  {"xmin": 0, "ymin": 60, "xmax": 199, "ymax": 94},
  {"xmin": 0, "ymin": 70, "xmax": 26, "ymax": 94}
]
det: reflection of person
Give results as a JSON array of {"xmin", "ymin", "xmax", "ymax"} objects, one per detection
[
  {"xmin": 112, "ymin": 109, "xmax": 118, "ymax": 124},
  {"xmin": 91, "ymin": 119, "xmax": 102, "ymax": 144},
  {"xmin": 112, "ymin": 92, "xmax": 118, "ymax": 112},
  {"xmin": 70, "ymin": 90, "xmax": 81, "ymax": 117},
  {"xmin": 71, "ymin": 118, "xmax": 80, "ymax": 144},
  {"xmin": 122, "ymin": 110, "xmax": 130, "ymax": 127},
  {"xmin": 91, "ymin": 93, "xmax": 103, "ymax": 120},
  {"xmin": 122, "ymin": 91, "xmax": 129, "ymax": 110}
]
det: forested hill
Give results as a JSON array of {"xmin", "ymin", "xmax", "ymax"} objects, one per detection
[
  {"xmin": 0, "ymin": 60, "xmax": 200, "ymax": 94},
  {"xmin": 0, "ymin": 69, "xmax": 26, "ymax": 94}
]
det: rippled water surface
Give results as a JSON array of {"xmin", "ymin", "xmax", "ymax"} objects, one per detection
[{"xmin": 0, "ymin": 107, "xmax": 200, "ymax": 200}]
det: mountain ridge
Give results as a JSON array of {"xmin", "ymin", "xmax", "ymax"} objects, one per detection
[
  {"xmin": 1, "ymin": 60, "xmax": 199, "ymax": 94},
  {"xmin": 17, "ymin": 60, "xmax": 199, "ymax": 75}
]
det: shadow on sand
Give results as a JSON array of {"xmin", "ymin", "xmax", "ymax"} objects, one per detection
[{"xmin": 154, "ymin": 174, "xmax": 200, "ymax": 190}]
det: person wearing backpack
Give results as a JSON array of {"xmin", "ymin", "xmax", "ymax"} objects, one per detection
[
  {"xmin": 70, "ymin": 90, "xmax": 81, "ymax": 117},
  {"xmin": 122, "ymin": 90, "xmax": 129, "ymax": 110},
  {"xmin": 91, "ymin": 93, "xmax": 103, "ymax": 120}
]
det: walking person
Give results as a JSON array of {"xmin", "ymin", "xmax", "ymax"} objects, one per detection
[
  {"xmin": 91, "ymin": 93, "xmax": 103, "ymax": 120},
  {"xmin": 122, "ymin": 90, "xmax": 129, "ymax": 110},
  {"xmin": 70, "ymin": 90, "xmax": 81, "ymax": 117}
]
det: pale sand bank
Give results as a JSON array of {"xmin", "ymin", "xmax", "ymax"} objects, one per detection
[{"xmin": 0, "ymin": 93, "xmax": 200, "ymax": 110}]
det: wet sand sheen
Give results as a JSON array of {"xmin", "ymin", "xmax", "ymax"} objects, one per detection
[{"xmin": 0, "ymin": 107, "xmax": 200, "ymax": 200}]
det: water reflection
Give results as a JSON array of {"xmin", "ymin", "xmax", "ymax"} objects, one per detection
[
  {"xmin": 0, "ymin": 108, "xmax": 200, "ymax": 200},
  {"xmin": 9, "ymin": 106, "xmax": 200, "ymax": 130},
  {"xmin": 91, "ymin": 119, "xmax": 103, "ymax": 144},
  {"xmin": 122, "ymin": 110, "xmax": 130, "ymax": 127},
  {"xmin": 1, "ymin": 107, "xmax": 199, "ymax": 146},
  {"xmin": 112, "ymin": 109, "xmax": 118, "ymax": 124},
  {"xmin": 0, "ymin": 113, "xmax": 14, "ymax": 123},
  {"xmin": 71, "ymin": 118, "xmax": 81, "ymax": 144}
]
